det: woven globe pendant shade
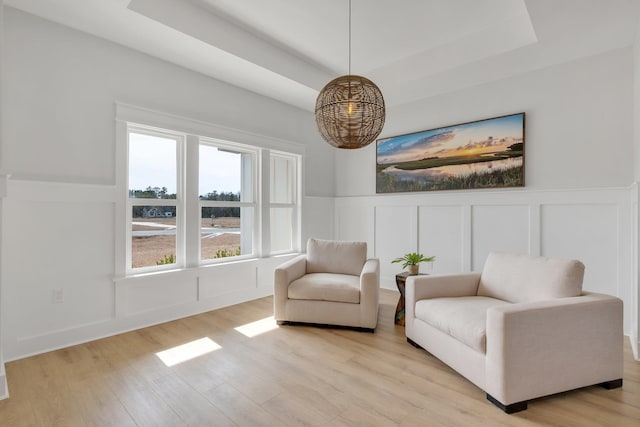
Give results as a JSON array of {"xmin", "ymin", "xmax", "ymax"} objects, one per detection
[{"xmin": 315, "ymin": 74, "xmax": 385, "ymax": 149}]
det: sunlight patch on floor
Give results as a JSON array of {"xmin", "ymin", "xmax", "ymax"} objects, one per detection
[
  {"xmin": 234, "ymin": 316, "xmax": 279, "ymax": 337},
  {"xmin": 156, "ymin": 337, "xmax": 221, "ymax": 367}
]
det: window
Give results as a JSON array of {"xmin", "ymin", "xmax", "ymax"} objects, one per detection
[
  {"xmin": 123, "ymin": 120, "xmax": 300, "ymax": 274},
  {"xmin": 270, "ymin": 152, "xmax": 297, "ymax": 253},
  {"xmin": 127, "ymin": 129, "xmax": 182, "ymax": 271},
  {"xmin": 199, "ymin": 141, "xmax": 256, "ymax": 262}
]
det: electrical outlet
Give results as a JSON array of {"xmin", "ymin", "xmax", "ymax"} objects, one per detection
[{"xmin": 52, "ymin": 288, "xmax": 64, "ymax": 304}]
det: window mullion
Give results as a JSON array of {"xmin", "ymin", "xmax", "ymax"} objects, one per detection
[
  {"xmin": 185, "ymin": 135, "xmax": 200, "ymax": 267},
  {"xmin": 260, "ymin": 149, "xmax": 271, "ymax": 256}
]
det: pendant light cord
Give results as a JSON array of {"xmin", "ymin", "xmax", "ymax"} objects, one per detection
[{"xmin": 348, "ymin": 0, "xmax": 351, "ymax": 75}]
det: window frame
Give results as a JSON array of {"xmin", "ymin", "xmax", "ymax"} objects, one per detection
[
  {"xmin": 126, "ymin": 125, "xmax": 185, "ymax": 274},
  {"xmin": 268, "ymin": 151, "xmax": 301, "ymax": 255},
  {"xmin": 198, "ymin": 137, "xmax": 259, "ymax": 264}
]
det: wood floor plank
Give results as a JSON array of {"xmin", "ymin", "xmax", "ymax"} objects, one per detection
[
  {"xmin": 0, "ymin": 289, "xmax": 638, "ymax": 427},
  {"xmin": 202, "ymin": 382, "xmax": 283, "ymax": 426},
  {"xmin": 149, "ymin": 372, "xmax": 235, "ymax": 426},
  {"xmin": 0, "ymin": 362, "xmax": 39, "ymax": 427}
]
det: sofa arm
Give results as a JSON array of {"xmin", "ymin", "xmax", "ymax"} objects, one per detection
[
  {"xmin": 407, "ymin": 273, "xmax": 481, "ymax": 302},
  {"xmin": 485, "ymin": 292, "xmax": 623, "ymax": 405},
  {"xmin": 273, "ymin": 255, "xmax": 307, "ymax": 320}
]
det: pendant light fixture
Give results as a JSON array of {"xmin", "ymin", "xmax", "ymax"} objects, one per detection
[{"xmin": 314, "ymin": 0, "xmax": 385, "ymax": 149}]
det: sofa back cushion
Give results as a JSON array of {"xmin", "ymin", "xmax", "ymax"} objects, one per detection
[
  {"xmin": 477, "ymin": 252, "xmax": 585, "ymax": 303},
  {"xmin": 306, "ymin": 238, "xmax": 367, "ymax": 276}
]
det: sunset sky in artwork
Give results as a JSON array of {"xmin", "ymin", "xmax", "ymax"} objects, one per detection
[{"xmin": 377, "ymin": 113, "xmax": 524, "ymax": 164}]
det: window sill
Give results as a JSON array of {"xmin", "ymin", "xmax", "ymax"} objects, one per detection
[{"xmin": 114, "ymin": 253, "xmax": 301, "ymax": 282}]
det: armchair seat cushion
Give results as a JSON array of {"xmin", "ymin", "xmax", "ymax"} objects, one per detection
[
  {"xmin": 415, "ymin": 296, "xmax": 510, "ymax": 353},
  {"xmin": 288, "ymin": 273, "xmax": 360, "ymax": 304}
]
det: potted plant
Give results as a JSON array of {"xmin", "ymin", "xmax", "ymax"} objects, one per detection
[{"xmin": 392, "ymin": 252, "xmax": 435, "ymax": 275}]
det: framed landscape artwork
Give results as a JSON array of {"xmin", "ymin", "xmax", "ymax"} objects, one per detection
[{"xmin": 376, "ymin": 113, "xmax": 525, "ymax": 193}]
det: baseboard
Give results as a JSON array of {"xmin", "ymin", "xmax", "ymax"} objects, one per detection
[{"xmin": 4, "ymin": 286, "xmax": 273, "ymax": 362}]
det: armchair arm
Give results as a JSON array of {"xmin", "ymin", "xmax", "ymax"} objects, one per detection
[
  {"xmin": 273, "ymin": 255, "xmax": 307, "ymax": 320},
  {"xmin": 360, "ymin": 258, "xmax": 380, "ymax": 328},
  {"xmin": 485, "ymin": 292, "xmax": 623, "ymax": 405},
  {"xmin": 360, "ymin": 258, "xmax": 380, "ymax": 299}
]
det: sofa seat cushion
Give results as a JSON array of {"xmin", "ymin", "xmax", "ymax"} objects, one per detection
[
  {"xmin": 288, "ymin": 273, "xmax": 360, "ymax": 304},
  {"xmin": 415, "ymin": 296, "xmax": 510, "ymax": 353}
]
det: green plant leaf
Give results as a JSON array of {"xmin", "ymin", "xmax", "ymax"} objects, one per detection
[{"xmin": 390, "ymin": 252, "xmax": 435, "ymax": 269}]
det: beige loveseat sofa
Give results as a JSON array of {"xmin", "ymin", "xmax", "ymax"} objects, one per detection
[
  {"xmin": 274, "ymin": 238, "xmax": 380, "ymax": 331},
  {"xmin": 405, "ymin": 252, "xmax": 623, "ymax": 413}
]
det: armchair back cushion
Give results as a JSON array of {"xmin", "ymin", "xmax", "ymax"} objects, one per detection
[
  {"xmin": 477, "ymin": 252, "xmax": 585, "ymax": 303},
  {"xmin": 306, "ymin": 238, "xmax": 367, "ymax": 276}
]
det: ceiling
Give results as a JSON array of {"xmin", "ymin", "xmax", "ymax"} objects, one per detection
[{"xmin": 5, "ymin": 0, "xmax": 640, "ymax": 111}]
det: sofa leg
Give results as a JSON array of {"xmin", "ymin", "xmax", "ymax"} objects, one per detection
[
  {"xmin": 486, "ymin": 394, "xmax": 528, "ymax": 414},
  {"xmin": 407, "ymin": 338, "xmax": 422, "ymax": 349},
  {"xmin": 599, "ymin": 379, "xmax": 623, "ymax": 389}
]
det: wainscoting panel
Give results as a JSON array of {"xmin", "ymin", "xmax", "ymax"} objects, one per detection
[
  {"xmin": 471, "ymin": 204, "xmax": 530, "ymax": 271},
  {"xmin": 117, "ymin": 271, "xmax": 198, "ymax": 317},
  {"xmin": 334, "ymin": 187, "xmax": 635, "ymax": 337},
  {"xmin": 541, "ymin": 204, "xmax": 619, "ymax": 296},
  {"xmin": 335, "ymin": 204, "xmax": 375, "ymax": 257},
  {"xmin": 418, "ymin": 205, "xmax": 464, "ymax": 274},
  {"xmin": 375, "ymin": 206, "xmax": 417, "ymax": 285},
  {"xmin": 199, "ymin": 259, "xmax": 258, "ymax": 299}
]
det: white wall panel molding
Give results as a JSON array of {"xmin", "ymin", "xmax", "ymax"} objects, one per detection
[
  {"xmin": 6, "ymin": 178, "xmax": 116, "ymax": 203},
  {"xmin": 335, "ymin": 185, "xmax": 635, "ymax": 337}
]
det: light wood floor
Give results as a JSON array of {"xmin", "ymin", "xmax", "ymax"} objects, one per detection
[{"xmin": 0, "ymin": 289, "xmax": 638, "ymax": 426}]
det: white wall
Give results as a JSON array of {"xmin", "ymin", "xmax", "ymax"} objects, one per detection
[
  {"xmin": 334, "ymin": 48, "xmax": 638, "ymax": 341},
  {"xmin": 0, "ymin": 8, "xmax": 334, "ymax": 361},
  {"xmin": 336, "ymin": 48, "xmax": 634, "ymax": 197},
  {"xmin": 2, "ymin": 8, "xmax": 334, "ymax": 196}
]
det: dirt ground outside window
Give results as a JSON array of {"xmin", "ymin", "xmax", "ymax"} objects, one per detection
[{"xmin": 132, "ymin": 217, "xmax": 241, "ymax": 268}]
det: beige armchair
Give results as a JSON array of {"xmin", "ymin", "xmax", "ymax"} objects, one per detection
[
  {"xmin": 405, "ymin": 252, "xmax": 623, "ymax": 413},
  {"xmin": 274, "ymin": 238, "xmax": 380, "ymax": 331}
]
